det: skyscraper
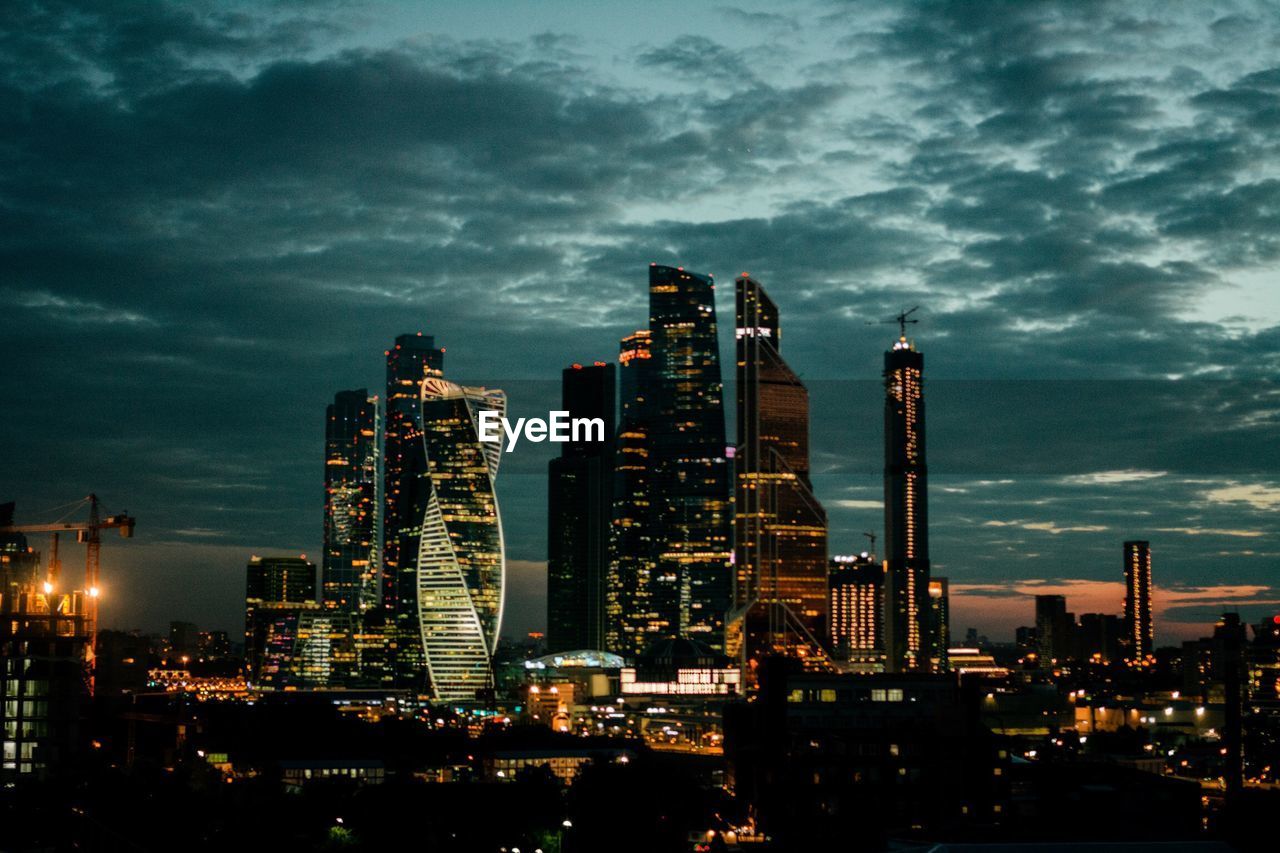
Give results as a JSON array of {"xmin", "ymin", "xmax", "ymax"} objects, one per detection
[
  {"xmin": 1035, "ymin": 594, "xmax": 1072, "ymax": 666},
  {"xmin": 244, "ymin": 555, "xmax": 318, "ymax": 685},
  {"xmin": 416, "ymin": 377, "xmax": 506, "ymax": 702},
  {"xmin": 828, "ymin": 553, "xmax": 882, "ymax": 668},
  {"xmin": 730, "ymin": 274, "xmax": 828, "ymax": 669},
  {"xmin": 1124, "ymin": 540, "xmax": 1153, "ymax": 664},
  {"xmin": 928, "ymin": 577, "xmax": 949, "ymax": 673},
  {"xmin": 608, "ymin": 330, "xmax": 659, "ymax": 656},
  {"xmin": 883, "ymin": 327, "xmax": 930, "ymax": 672},
  {"xmin": 647, "ymin": 264, "xmax": 732, "ymax": 650},
  {"xmin": 548, "ymin": 362, "xmax": 616, "ymax": 652},
  {"xmin": 382, "ymin": 333, "xmax": 444, "ymax": 684},
  {"xmin": 323, "ymin": 389, "xmax": 381, "ymax": 614}
]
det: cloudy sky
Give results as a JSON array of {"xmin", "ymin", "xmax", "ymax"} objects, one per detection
[{"xmin": 2, "ymin": 0, "xmax": 1278, "ymax": 644}]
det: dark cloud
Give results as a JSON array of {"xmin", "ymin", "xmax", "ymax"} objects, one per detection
[{"xmin": 2, "ymin": 0, "xmax": 1278, "ymax": 640}]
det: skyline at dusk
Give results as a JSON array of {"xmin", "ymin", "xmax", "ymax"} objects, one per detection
[{"xmin": 3, "ymin": 0, "xmax": 1279, "ymax": 645}]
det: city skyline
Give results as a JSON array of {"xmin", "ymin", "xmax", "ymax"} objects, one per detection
[{"xmin": 3, "ymin": 0, "xmax": 1278, "ymax": 646}]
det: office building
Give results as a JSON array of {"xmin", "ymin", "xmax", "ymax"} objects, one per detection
[
  {"xmin": 382, "ymin": 333, "xmax": 445, "ymax": 684},
  {"xmin": 609, "ymin": 266, "xmax": 731, "ymax": 654},
  {"xmin": 928, "ymin": 577, "xmax": 949, "ymax": 673},
  {"xmin": 1034, "ymin": 594, "xmax": 1072, "ymax": 666},
  {"xmin": 731, "ymin": 274, "xmax": 828, "ymax": 669},
  {"xmin": 883, "ymin": 328, "xmax": 930, "ymax": 672},
  {"xmin": 1123, "ymin": 540, "xmax": 1153, "ymax": 664},
  {"xmin": 323, "ymin": 389, "xmax": 381, "ymax": 614},
  {"xmin": 0, "ymin": 584, "xmax": 90, "ymax": 782},
  {"xmin": 416, "ymin": 377, "xmax": 507, "ymax": 702},
  {"xmin": 547, "ymin": 363, "xmax": 616, "ymax": 652},
  {"xmin": 607, "ymin": 330, "xmax": 658, "ymax": 656},
  {"xmin": 244, "ymin": 555, "xmax": 318, "ymax": 685},
  {"xmin": 828, "ymin": 553, "xmax": 882, "ymax": 667},
  {"xmin": 646, "ymin": 265, "xmax": 732, "ymax": 650}
]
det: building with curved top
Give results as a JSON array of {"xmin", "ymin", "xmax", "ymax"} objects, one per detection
[{"xmin": 415, "ymin": 377, "xmax": 506, "ymax": 703}]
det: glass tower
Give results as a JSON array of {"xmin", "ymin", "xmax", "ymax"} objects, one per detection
[
  {"xmin": 547, "ymin": 363, "xmax": 616, "ymax": 652},
  {"xmin": 323, "ymin": 389, "xmax": 381, "ymax": 614},
  {"xmin": 730, "ymin": 274, "xmax": 828, "ymax": 670},
  {"xmin": 382, "ymin": 333, "xmax": 444, "ymax": 685},
  {"xmin": 608, "ymin": 330, "xmax": 659, "ymax": 656},
  {"xmin": 883, "ymin": 332, "xmax": 931, "ymax": 673},
  {"xmin": 416, "ymin": 377, "xmax": 506, "ymax": 702},
  {"xmin": 647, "ymin": 265, "xmax": 732, "ymax": 651}
]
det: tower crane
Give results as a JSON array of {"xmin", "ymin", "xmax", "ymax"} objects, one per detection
[{"xmin": 0, "ymin": 494, "xmax": 136, "ymax": 648}]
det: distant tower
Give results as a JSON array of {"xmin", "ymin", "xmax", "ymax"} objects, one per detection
[
  {"xmin": 731, "ymin": 273, "xmax": 828, "ymax": 669},
  {"xmin": 382, "ymin": 333, "xmax": 444, "ymax": 684},
  {"xmin": 323, "ymin": 389, "xmax": 381, "ymax": 614},
  {"xmin": 547, "ymin": 362, "xmax": 616, "ymax": 652},
  {"xmin": 828, "ymin": 553, "xmax": 882, "ymax": 668},
  {"xmin": 608, "ymin": 330, "xmax": 658, "ymax": 656},
  {"xmin": 1124, "ymin": 540, "xmax": 1153, "ymax": 664},
  {"xmin": 928, "ymin": 577, "xmax": 949, "ymax": 673},
  {"xmin": 1035, "ymin": 594, "xmax": 1072, "ymax": 666},
  {"xmin": 647, "ymin": 265, "xmax": 732, "ymax": 650},
  {"xmin": 883, "ymin": 323, "xmax": 930, "ymax": 672}
]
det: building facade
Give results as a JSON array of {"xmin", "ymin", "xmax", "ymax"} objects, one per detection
[
  {"xmin": 1123, "ymin": 540, "xmax": 1153, "ymax": 665},
  {"xmin": 607, "ymin": 330, "xmax": 659, "ymax": 656},
  {"xmin": 382, "ymin": 333, "xmax": 445, "ymax": 684},
  {"xmin": 415, "ymin": 377, "xmax": 507, "ymax": 702},
  {"xmin": 323, "ymin": 388, "xmax": 381, "ymax": 614},
  {"xmin": 646, "ymin": 265, "xmax": 732, "ymax": 650},
  {"xmin": 547, "ymin": 362, "xmax": 615, "ymax": 652},
  {"xmin": 731, "ymin": 274, "xmax": 828, "ymax": 669},
  {"xmin": 244, "ymin": 555, "xmax": 318, "ymax": 685},
  {"xmin": 883, "ymin": 333, "xmax": 931, "ymax": 672},
  {"xmin": 828, "ymin": 553, "xmax": 883, "ymax": 667}
]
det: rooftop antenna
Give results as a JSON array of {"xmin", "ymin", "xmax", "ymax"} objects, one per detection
[
  {"xmin": 862, "ymin": 531, "xmax": 876, "ymax": 556},
  {"xmin": 867, "ymin": 306, "xmax": 920, "ymax": 340}
]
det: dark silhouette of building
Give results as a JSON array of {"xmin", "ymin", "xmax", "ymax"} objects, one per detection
[
  {"xmin": 1035, "ymin": 594, "xmax": 1072, "ymax": 666},
  {"xmin": 610, "ymin": 265, "xmax": 731, "ymax": 653},
  {"xmin": 883, "ymin": 330, "xmax": 930, "ymax": 672},
  {"xmin": 382, "ymin": 333, "xmax": 444, "ymax": 684},
  {"xmin": 730, "ymin": 274, "xmax": 828, "ymax": 670},
  {"xmin": 929, "ymin": 576, "xmax": 949, "ymax": 672},
  {"xmin": 607, "ymin": 330, "xmax": 657, "ymax": 656},
  {"xmin": 828, "ymin": 553, "xmax": 882, "ymax": 666},
  {"xmin": 547, "ymin": 362, "xmax": 615, "ymax": 653},
  {"xmin": 244, "ymin": 555, "xmax": 317, "ymax": 685},
  {"xmin": 1124, "ymin": 540, "xmax": 1154, "ymax": 664},
  {"xmin": 724, "ymin": 659, "xmax": 1002, "ymax": 845},
  {"xmin": 1076, "ymin": 612, "xmax": 1122, "ymax": 664},
  {"xmin": 323, "ymin": 388, "xmax": 381, "ymax": 614}
]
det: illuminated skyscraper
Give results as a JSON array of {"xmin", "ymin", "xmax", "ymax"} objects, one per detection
[
  {"xmin": 382, "ymin": 333, "xmax": 444, "ymax": 684},
  {"xmin": 416, "ymin": 377, "xmax": 506, "ymax": 702},
  {"xmin": 730, "ymin": 274, "xmax": 828, "ymax": 669},
  {"xmin": 244, "ymin": 555, "xmax": 318, "ymax": 686},
  {"xmin": 1123, "ymin": 540, "xmax": 1153, "ymax": 664},
  {"xmin": 323, "ymin": 389, "xmax": 381, "ymax": 614},
  {"xmin": 647, "ymin": 265, "xmax": 732, "ymax": 650},
  {"xmin": 548, "ymin": 362, "xmax": 616, "ymax": 652},
  {"xmin": 828, "ymin": 553, "xmax": 882, "ymax": 668},
  {"xmin": 608, "ymin": 330, "xmax": 659, "ymax": 656},
  {"xmin": 883, "ymin": 328, "xmax": 930, "ymax": 672}
]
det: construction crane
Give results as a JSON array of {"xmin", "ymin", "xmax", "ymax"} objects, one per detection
[
  {"xmin": 867, "ymin": 305, "xmax": 921, "ymax": 340},
  {"xmin": 0, "ymin": 494, "xmax": 136, "ymax": 648}
]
